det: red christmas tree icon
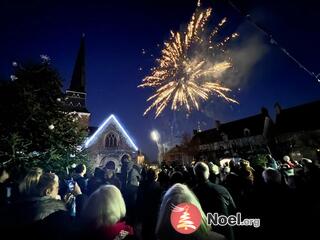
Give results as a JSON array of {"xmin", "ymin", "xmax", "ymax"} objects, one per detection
[
  {"xmin": 177, "ymin": 206, "xmax": 197, "ymax": 230},
  {"xmin": 171, "ymin": 203, "xmax": 201, "ymax": 234}
]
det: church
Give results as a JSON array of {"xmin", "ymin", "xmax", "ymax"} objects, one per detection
[{"xmin": 64, "ymin": 35, "xmax": 141, "ymax": 172}]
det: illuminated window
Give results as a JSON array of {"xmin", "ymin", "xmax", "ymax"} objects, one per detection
[{"xmin": 105, "ymin": 133, "xmax": 118, "ymax": 148}]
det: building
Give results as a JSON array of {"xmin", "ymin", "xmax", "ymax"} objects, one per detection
[
  {"xmin": 190, "ymin": 101, "xmax": 320, "ymax": 164},
  {"xmin": 273, "ymin": 101, "xmax": 320, "ymax": 161},
  {"xmin": 65, "ymin": 34, "xmax": 90, "ymax": 129},
  {"xmin": 191, "ymin": 108, "xmax": 274, "ymax": 163},
  {"xmin": 66, "ymin": 35, "xmax": 141, "ymax": 170},
  {"xmin": 162, "ymin": 145, "xmax": 194, "ymax": 166},
  {"xmin": 84, "ymin": 114, "xmax": 139, "ymax": 172}
]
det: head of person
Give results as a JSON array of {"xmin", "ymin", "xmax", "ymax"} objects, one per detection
[
  {"xmin": 193, "ymin": 162, "xmax": 210, "ymax": 182},
  {"xmin": 147, "ymin": 168, "xmax": 158, "ymax": 182},
  {"xmin": 207, "ymin": 162, "xmax": 219, "ymax": 175},
  {"xmin": 104, "ymin": 161, "xmax": 116, "ymax": 179},
  {"xmin": 283, "ymin": 155, "xmax": 291, "ymax": 163},
  {"xmin": 75, "ymin": 164, "xmax": 86, "ymax": 176},
  {"xmin": 266, "ymin": 155, "xmax": 275, "ymax": 166},
  {"xmin": 0, "ymin": 166, "xmax": 10, "ymax": 183},
  {"xmin": 94, "ymin": 167, "xmax": 105, "ymax": 179},
  {"xmin": 262, "ymin": 168, "xmax": 282, "ymax": 185},
  {"xmin": 240, "ymin": 159, "xmax": 251, "ymax": 169},
  {"xmin": 170, "ymin": 171, "xmax": 184, "ymax": 185},
  {"xmin": 156, "ymin": 183, "xmax": 210, "ymax": 240},
  {"xmin": 229, "ymin": 159, "xmax": 236, "ymax": 170},
  {"xmin": 37, "ymin": 172, "xmax": 59, "ymax": 199},
  {"xmin": 239, "ymin": 160, "xmax": 255, "ymax": 182},
  {"xmin": 19, "ymin": 167, "xmax": 43, "ymax": 197},
  {"xmin": 158, "ymin": 170, "xmax": 169, "ymax": 186},
  {"xmin": 82, "ymin": 185, "xmax": 126, "ymax": 228},
  {"xmin": 223, "ymin": 166, "xmax": 231, "ymax": 174}
]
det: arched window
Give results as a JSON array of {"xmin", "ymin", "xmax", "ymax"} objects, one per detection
[{"xmin": 105, "ymin": 133, "xmax": 118, "ymax": 148}]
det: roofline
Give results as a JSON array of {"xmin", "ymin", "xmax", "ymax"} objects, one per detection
[
  {"xmin": 278, "ymin": 99, "xmax": 320, "ymax": 113},
  {"xmin": 66, "ymin": 90, "xmax": 87, "ymax": 95},
  {"xmin": 77, "ymin": 112, "xmax": 90, "ymax": 116},
  {"xmin": 84, "ymin": 114, "xmax": 138, "ymax": 151}
]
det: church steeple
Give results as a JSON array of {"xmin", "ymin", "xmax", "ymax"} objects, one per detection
[
  {"xmin": 65, "ymin": 34, "xmax": 90, "ymax": 129},
  {"xmin": 69, "ymin": 33, "xmax": 86, "ymax": 92}
]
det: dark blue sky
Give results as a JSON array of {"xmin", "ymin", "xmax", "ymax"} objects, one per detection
[{"xmin": 1, "ymin": 0, "xmax": 319, "ymax": 161}]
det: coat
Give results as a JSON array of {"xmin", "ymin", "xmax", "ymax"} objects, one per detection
[
  {"xmin": 2, "ymin": 196, "xmax": 73, "ymax": 240},
  {"xmin": 80, "ymin": 221, "xmax": 135, "ymax": 240},
  {"xmin": 193, "ymin": 180, "xmax": 236, "ymax": 240}
]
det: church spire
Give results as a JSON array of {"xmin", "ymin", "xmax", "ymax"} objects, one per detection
[
  {"xmin": 69, "ymin": 33, "xmax": 85, "ymax": 93},
  {"xmin": 65, "ymin": 34, "xmax": 90, "ymax": 129}
]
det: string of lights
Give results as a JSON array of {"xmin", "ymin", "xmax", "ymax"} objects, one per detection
[{"xmin": 226, "ymin": 0, "xmax": 320, "ymax": 83}]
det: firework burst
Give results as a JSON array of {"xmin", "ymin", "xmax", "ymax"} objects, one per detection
[{"xmin": 139, "ymin": 4, "xmax": 239, "ymax": 118}]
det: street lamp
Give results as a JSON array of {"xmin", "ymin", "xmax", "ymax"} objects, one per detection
[
  {"xmin": 150, "ymin": 130, "xmax": 161, "ymax": 164},
  {"xmin": 151, "ymin": 130, "xmax": 160, "ymax": 143}
]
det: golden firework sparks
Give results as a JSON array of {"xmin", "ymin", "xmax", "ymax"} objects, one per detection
[{"xmin": 139, "ymin": 4, "xmax": 239, "ymax": 118}]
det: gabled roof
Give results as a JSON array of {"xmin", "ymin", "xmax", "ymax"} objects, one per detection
[
  {"xmin": 193, "ymin": 113, "xmax": 269, "ymax": 144},
  {"xmin": 219, "ymin": 114, "xmax": 267, "ymax": 139},
  {"xmin": 84, "ymin": 114, "xmax": 138, "ymax": 151},
  {"xmin": 192, "ymin": 128, "xmax": 221, "ymax": 145},
  {"xmin": 275, "ymin": 100, "xmax": 320, "ymax": 134}
]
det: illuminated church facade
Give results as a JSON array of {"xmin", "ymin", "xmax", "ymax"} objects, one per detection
[
  {"xmin": 84, "ymin": 115, "xmax": 139, "ymax": 171},
  {"xmin": 65, "ymin": 35, "xmax": 140, "ymax": 171}
]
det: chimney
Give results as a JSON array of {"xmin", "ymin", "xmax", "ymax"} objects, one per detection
[
  {"xmin": 274, "ymin": 102, "xmax": 282, "ymax": 115},
  {"xmin": 261, "ymin": 107, "xmax": 269, "ymax": 116},
  {"xmin": 215, "ymin": 120, "xmax": 221, "ymax": 130}
]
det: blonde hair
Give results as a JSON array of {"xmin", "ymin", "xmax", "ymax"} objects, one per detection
[
  {"xmin": 156, "ymin": 183, "xmax": 211, "ymax": 240},
  {"xmin": 208, "ymin": 162, "xmax": 220, "ymax": 175},
  {"xmin": 82, "ymin": 185, "xmax": 126, "ymax": 228},
  {"xmin": 19, "ymin": 167, "xmax": 43, "ymax": 197},
  {"xmin": 37, "ymin": 172, "xmax": 59, "ymax": 197}
]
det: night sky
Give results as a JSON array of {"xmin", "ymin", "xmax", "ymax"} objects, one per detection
[{"xmin": 1, "ymin": 0, "xmax": 319, "ymax": 161}]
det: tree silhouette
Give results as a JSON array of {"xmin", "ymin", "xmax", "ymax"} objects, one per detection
[{"xmin": 0, "ymin": 59, "xmax": 87, "ymax": 176}]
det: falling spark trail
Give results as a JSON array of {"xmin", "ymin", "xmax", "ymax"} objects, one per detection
[{"xmin": 139, "ymin": 4, "xmax": 239, "ymax": 118}]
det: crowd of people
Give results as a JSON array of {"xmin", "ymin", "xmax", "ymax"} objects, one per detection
[{"xmin": 0, "ymin": 154, "xmax": 319, "ymax": 240}]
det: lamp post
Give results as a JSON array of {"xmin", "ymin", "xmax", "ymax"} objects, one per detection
[{"xmin": 151, "ymin": 130, "xmax": 161, "ymax": 165}]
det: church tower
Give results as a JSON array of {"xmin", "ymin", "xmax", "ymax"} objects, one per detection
[{"xmin": 65, "ymin": 34, "xmax": 90, "ymax": 128}]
